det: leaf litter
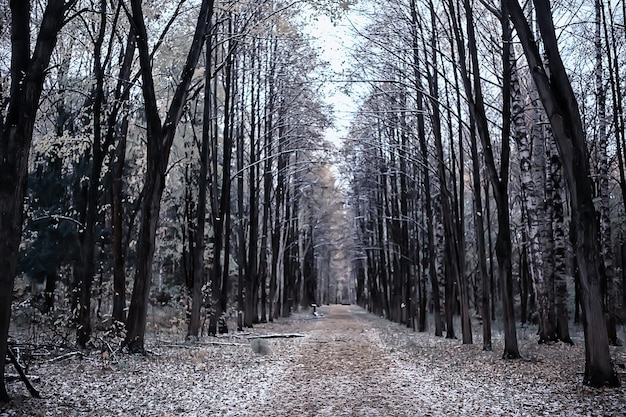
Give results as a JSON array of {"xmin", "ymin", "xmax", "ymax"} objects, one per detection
[{"xmin": 1, "ymin": 304, "xmax": 625, "ymax": 416}]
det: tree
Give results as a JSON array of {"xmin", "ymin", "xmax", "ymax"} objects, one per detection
[
  {"xmin": 509, "ymin": 0, "xmax": 620, "ymax": 387},
  {"xmin": 110, "ymin": 22, "xmax": 137, "ymax": 325},
  {"xmin": 124, "ymin": 0, "xmax": 214, "ymax": 352},
  {"xmin": 0, "ymin": 0, "xmax": 74, "ymax": 402},
  {"xmin": 410, "ymin": 0, "xmax": 442, "ymax": 336},
  {"xmin": 448, "ymin": 0, "xmax": 517, "ymax": 355},
  {"xmin": 594, "ymin": 0, "xmax": 618, "ymax": 346}
]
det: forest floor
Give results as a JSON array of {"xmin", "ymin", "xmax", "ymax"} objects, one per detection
[{"xmin": 1, "ymin": 304, "xmax": 626, "ymax": 416}]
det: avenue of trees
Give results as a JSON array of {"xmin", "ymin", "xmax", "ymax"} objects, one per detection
[
  {"xmin": 0, "ymin": 0, "xmax": 349, "ymax": 401},
  {"xmin": 0, "ymin": 0, "xmax": 623, "ymax": 402},
  {"xmin": 345, "ymin": 0, "xmax": 624, "ymax": 387}
]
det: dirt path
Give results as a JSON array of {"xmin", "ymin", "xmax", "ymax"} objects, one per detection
[
  {"xmin": 254, "ymin": 305, "xmax": 414, "ymax": 416},
  {"xmin": 247, "ymin": 304, "xmax": 625, "ymax": 417},
  {"xmin": 2, "ymin": 304, "xmax": 624, "ymax": 416}
]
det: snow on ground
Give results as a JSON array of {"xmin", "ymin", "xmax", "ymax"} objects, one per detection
[{"xmin": 1, "ymin": 305, "xmax": 625, "ymax": 416}]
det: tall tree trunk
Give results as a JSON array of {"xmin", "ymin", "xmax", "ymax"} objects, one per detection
[
  {"xmin": 259, "ymin": 47, "xmax": 275, "ymax": 322},
  {"xmin": 469, "ymin": 122, "xmax": 491, "ymax": 350},
  {"xmin": 450, "ymin": 0, "xmax": 515, "ymax": 353},
  {"xmin": 124, "ymin": 0, "xmax": 214, "ymax": 352},
  {"xmin": 270, "ymin": 116, "xmax": 286, "ymax": 320},
  {"xmin": 603, "ymin": 2, "xmax": 626, "ymax": 234},
  {"xmin": 211, "ymin": 21, "xmax": 235, "ymax": 334},
  {"xmin": 111, "ymin": 110, "xmax": 130, "ymax": 325},
  {"xmin": 533, "ymin": 112, "xmax": 556, "ymax": 342},
  {"xmin": 76, "ymin": 0, "xmax": 110, "ymax": 348},
  {"xmin": 509, "ymin": 0, "xmax": 620, "ymax": 387},
  {"xmin": 513, "ymin": 24, "xmax": 555, "ymax": 342},
  {"xmin": 0, "ymin": 0, "xmax": 68, "ymax": 401},
  {"xmin": 188, "ymin": 25, "xmax": 215, "ymax": 338},
  {"xmin": 236, "ymin": 122, "xmax": 246, "ymax": 329},
  {"xmin": 410, "ymin": 0, "xmax": 442, "ymax": 336},
  {"xmin": 426, "ymin": 0, "xmax": 462, "ymax": 339},
  {"xmin": 110, "ymin": 17, "xmax": 136, "ymax": 325},
  {"xmin": 549, "ymin": 136, "xmax": 572, "ymax": 344},
  {"xmin": 595, "ymin": 0, "xmax": 618, "ymax": 345}
]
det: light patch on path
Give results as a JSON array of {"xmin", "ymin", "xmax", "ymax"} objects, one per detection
[{"xmin": 253, "ymin": 305, "xmax": 415, "ymax": 416}]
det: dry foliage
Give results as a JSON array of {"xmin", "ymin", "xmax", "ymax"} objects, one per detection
[{"xmin": 1, "ymin": 305, "xmax": 625, "ymax": 416}]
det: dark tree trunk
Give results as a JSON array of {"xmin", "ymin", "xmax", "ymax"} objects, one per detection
[
  {"xmin": 411, "ymin": 0, "xmax": 442, "ymax": 336},
  {"xmin": 188, "ymin": 30, "xmax": 214, "ymax": 338},
  {"xmin": 110, "ymin": 20, "xmax": 135, "ymax": 325},
  {"xmin": 594, "ymin": 0, "xmax": 618, "ymax": 346},
  {"xmin": 42, "ymin": 271, "xmax": 57, "ymax": 314},
  {"xmin": 433, "ymin": 0, "xmax": 466, "ymax": 343},
  {"xmin": 210, "ymin": 19, "xmax": 235, "ymax": 335},
  {"xmin": 451, "ymin": 0, "xmax": 518, "ymax": 356},
  {"xmin": 550, "ymin": 142, "xmax": 572, "ymax": 344},
  {"xmin": 265, "ymin": 36, "xmax": 279, "ymax": 321},
  {"xmin": 77, "ymin": 0, "xmax": 110, "ymax": 348},
  {"xmin": 245, "ymin": 56, "xmax": 260, "ymax": 326},
  {"xmin": 259, "ymin": 62, "xmax": 274, "ymax": 322},
  {"xmin": 111, "ymin": 118, "xmax": 129, "ymax": 324},
  {"xmin": 124, "ymin": 0, "xmax": 214, "ymax": 352},
  {"xmin": 469, "ymin": 123, "xmax": 491, "ymax": 350},
  {"xmin": 0, "ymin": 0, "xmax": 68, "ymax": 401},
  {"xmin": 236, "ymin": 122, "xmax": 246, "ymax": 329},
  {"xmin": 602, "ymin": 0, "xmax": 626, "ymax": 313}
]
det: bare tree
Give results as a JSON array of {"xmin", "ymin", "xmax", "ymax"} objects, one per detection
[{"xmin": 124, "ymin": 0, "xmax": 214, "ymax": 352}]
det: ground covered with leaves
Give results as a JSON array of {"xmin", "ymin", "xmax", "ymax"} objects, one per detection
[{"xmin": 1, "ymin": 304, "xmax": 625, "ymax": 416}]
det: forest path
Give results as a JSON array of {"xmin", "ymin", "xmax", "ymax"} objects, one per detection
[
  {"xmin": 254, "ymin": 305, "xmax": 415, "ymax": 416},
  {"xmin": 2, "ymin": 304, "xmax": 624, "ymax": 416},
  {"xmin": 249, "ymin": 304, "xmax": 625, "ymax": 416}
]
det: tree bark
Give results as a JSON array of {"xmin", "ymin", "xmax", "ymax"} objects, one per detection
[
  {"xmin": 76, "ymin": 0, "xmax": 111, "ymax": 348},
  {"xmin": 410, "ymin": 0, "xmax": 442, "ymax": 337},
  {"xmin": 109, "ymin": 16, "xmax": 136, "ymax": 325},
  {"xmin": 188, "ymin": 29, "xmax": 214, "ymax": 338}
]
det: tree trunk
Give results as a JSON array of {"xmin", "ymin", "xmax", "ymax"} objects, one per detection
[
  {"xmin": 76, "ymin": 0, "xmax": 110, "ymax": 348},
  {"xmin": 450, "ymin": 0, "xmax": 515, "ymax": 353},
  {"xmin": 594, "ymin": 0, "xmax": 618, "ymax": 345},
  {"xmin": 236, "ymin": 120, "xmax": 246, "ymax": 329},
  {"xmin": 603, "ymin": 0, "xmax": 626, "ymax": 313},
  {"xmin": 270, "ymin": 116, "xmax": 286, "ymax": 320},
  {"xmin": 110, "ymin": 20, "xmax": 135, "ymax": 325},
  {"xmin": 512, "ymin": 29, "xmax": 556, "ymax": 342},
  {"xmin": 188, "ymin": 30, "xmax": 214, "ymax": 338},
  {"xmin": 0, "ymin": 0, "xmax": 68, "ymax": 401},
  {"xmin": 245, "ymin": 56, "xmax": 260, "ymax": 326},
  {"xmin": 549, "ymin": 137, "xmax": 572, "ymax": 344},
  {"xmin": 430, "ymin": 0, "xmax": 463, "ymax": 342},
  {"xmin": 469, "ymin": 123, "xmax": 491, "ymax": 350},
  {"xmin": 410, "ymin": 0, "xmax": 442, "ymax": 336},
  {"xmin": 124, "ymin": 0, "xmax": 214, "ymax": 352}
]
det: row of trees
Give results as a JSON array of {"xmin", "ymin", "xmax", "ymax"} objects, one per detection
[
  {"xmin": 0, "ymin": 0, "xmax": 347, "ymax": 401},
  {"xmin": 1, "ymin": 0, "xmax": 622, "ymax": 402},
  {"xmin": 344, "ymin": 0, "xmax": 623, "ymax": 387}
]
